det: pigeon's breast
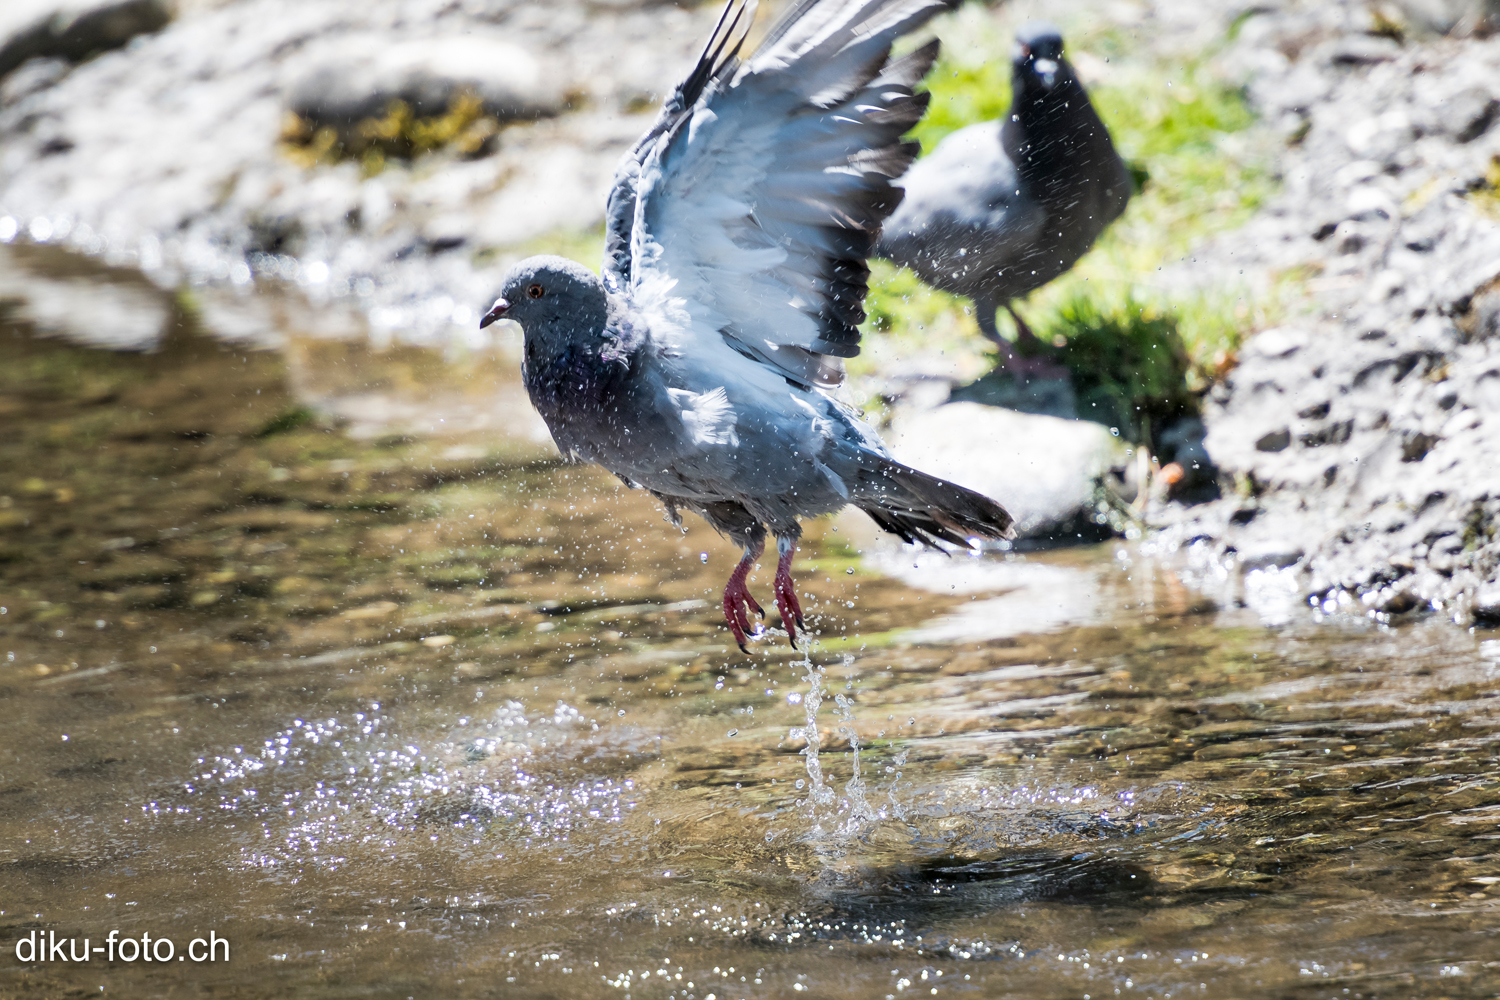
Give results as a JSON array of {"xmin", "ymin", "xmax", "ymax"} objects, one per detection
[{"xmin": 524, "ymin": 345, "xmax": 636, "ymax": 458}]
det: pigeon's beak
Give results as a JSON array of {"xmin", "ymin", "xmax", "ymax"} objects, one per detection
[
  {"xmin": 480, "ymin": 297, "xmax": 510, "ymax": 329},
  {"xmin": 1032, "ymin": 57, "xmax": 1058, "ymax": 89}
]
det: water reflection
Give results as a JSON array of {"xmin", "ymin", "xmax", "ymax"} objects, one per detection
[
  {"xmin": 2, "ymin": 249, "xmax": 1499, "ymax": 999},
  {"xmin": 885, "ymin": 551, "xmax": 1104, "ymax": 644}
]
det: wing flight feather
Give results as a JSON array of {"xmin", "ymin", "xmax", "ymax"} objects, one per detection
[
  {"xmin": 602, "ymin": 0, "xmax": 757, "ymax": 292},
  {"xmin": 613, "ymin": 0, "xmax": 953, "ymax": 387}
]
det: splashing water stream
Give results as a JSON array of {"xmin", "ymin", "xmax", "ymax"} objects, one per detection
[{"xmin": 791, "ymin": 658, "xmax": 836, "ymax": 820}]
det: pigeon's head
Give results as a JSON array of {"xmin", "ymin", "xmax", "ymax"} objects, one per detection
[
  {"xmin": 1012, "ymin": 22, "xmax": 1067, "ymax": 92},
  {"xmin": 480, "ymin": 255, "xmax": 608, "ymax": 349}
]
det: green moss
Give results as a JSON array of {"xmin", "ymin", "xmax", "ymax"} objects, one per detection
[
  {"xmin": 862, "ymin": 260, "xmax": 971, "ymax": 338},
  {"xmin": 812, "ymin": 628, "xmax": 908, "ymax": 653},
  {"xmin": 1045, "ymin": 295, "xmax": 1195, "ymax": 442},
  {"xmin": 280, "ymin": 92, "xmax": 502, "ymax": 176},
  {"xmin": 516, "ymin": 226, "xmax": 606, "ymax": 271},
  {"xmin": 253, "ymin": 406, "xmax": 318, "ymax": 439},
  {"xmin": 909, "ymin": 57, "xmax": 1011, "ymax": 154},
  {"xmin": 471, "ymin": 224, "xmax": 607, "ymax": 272},
  {"xmin": 1470, "ymin": 155, "xmax": 1500, "ymax": 219}
]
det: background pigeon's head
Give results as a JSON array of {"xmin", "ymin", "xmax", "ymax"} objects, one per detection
[
  {"xmin": 1012, "ymin": 22, "xmax": 1067, "ymax": 93},
  {"xmin": 481, "ymin": 254, "xmax": 608, "ymax": 350}
]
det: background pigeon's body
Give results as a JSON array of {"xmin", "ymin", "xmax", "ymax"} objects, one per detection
[
  {"xmin": 876, "ymin": 23, "xmax": 1132, "ymax": 361},
  {"xmin": 485, "ymin": 0, "xmax": 1014, "ymax": 650}
]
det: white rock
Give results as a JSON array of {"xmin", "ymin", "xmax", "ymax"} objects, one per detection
[
  {"xmin": 887, "ymin": 402, "xmax": 1131, "ymax": 540},
  {"xmin": 1243, "ymin": 325, "xmax": 1308, "ymax": 360},
  {"xmin": 287, "ymin": 33, "xmax": 568, "ymax": 125},
  {"xmin": 0, "ymin": 242, "xmax": 169, "ymax": 349}
]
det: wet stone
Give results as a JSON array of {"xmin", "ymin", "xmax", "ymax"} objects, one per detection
[
  {"xmin": 0, "ymin": 0, "xmax": 172, "ymax": 80},
  {"xmin": 286, "ymin": 33, "xmax": 570, "ymax": 132},
  {"xmin": 1155, "ymin": 13, "xmax": 1500, "ymax": 625},
  {"xmin": 889, "ymin": 402, "xmax": 1133, "ymax": 542}
]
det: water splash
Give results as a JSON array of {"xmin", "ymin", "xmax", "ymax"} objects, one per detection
[
  {"xmin": 788, "ymin": 653, "xmax": 892, "ymax": 845},
  {"xmin": 884, "ymin": 746, "xmax": 911, "ymax": 823},
  {"xmin": 789, "ymin": 658, "xmax": 835, "ymax": 815},
  {"xmin": 833, "ymin": 689, "xmax": 877, "ymax": 833}
]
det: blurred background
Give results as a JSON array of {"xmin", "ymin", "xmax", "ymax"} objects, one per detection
[{"xmin": 5, "ymin": 1, "xmax": 1500, "ymax": 997}]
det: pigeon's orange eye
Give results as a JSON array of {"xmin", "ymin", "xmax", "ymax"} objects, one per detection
[{"xmin": 527, "ymin": 284, "xmax": 545, "ymax": 299}]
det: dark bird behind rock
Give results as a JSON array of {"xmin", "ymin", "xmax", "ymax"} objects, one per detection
[
  {"xmin": 480, "ymin": 0, "xmax": 1014, "ymax": 652},
  {"xmin": 875, "ymin": 22, "xmax": 1132, "ymax": 373}
]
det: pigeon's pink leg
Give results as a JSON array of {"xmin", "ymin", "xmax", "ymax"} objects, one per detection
[
  {"xmin": 773, "ymin": 536, "xmax": 805, "ymax": 649},
  {"xmin": 722, "ymin": 539, "xmax": 765, "ymax": 653}
]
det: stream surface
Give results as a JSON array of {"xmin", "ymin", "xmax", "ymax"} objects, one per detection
[{"xmin": 3, "ymin": 246, "xmax": 1500, "ymax": 999}]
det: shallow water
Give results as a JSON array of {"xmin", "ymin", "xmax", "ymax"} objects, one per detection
[{"xmin": 3, "ymin": 251, "xmax": 1500, "ymax": 999}]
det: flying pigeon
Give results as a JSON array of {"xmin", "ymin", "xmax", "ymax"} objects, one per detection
[
  {"xmin": 481, "ymin": 0, "xmax": 1014, "ymax": 652},
  {"xmin": 876, "ymin": 22, "xmax": 1132, "ymax": 373}
]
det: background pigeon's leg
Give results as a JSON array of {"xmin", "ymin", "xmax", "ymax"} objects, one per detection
[
  {"xmin": 723, "ymin": 537, "xmax": 766, "ymax": 653},
  {"xmin": 1005, "ymin": 302, "xmax": 1044, "ymax": 348},
  {"xmin": 973, "ymin": 293, "xmax": 1005, "ymax": 347},
  {"xmin": 773, "ymin": 534, "xmax": 805, "ymax": 648},
  {"xmin": 1001, "ymin": 302, "xmax": 1072, "ymax": 380},
  {"xmin": 974, "ymin": 295, "xmax": 1034, "ymax": 374}
]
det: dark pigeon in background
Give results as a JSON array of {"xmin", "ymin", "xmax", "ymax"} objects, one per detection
[
  {"xmin": 480, "ymin": 0, "xmax": 1014, "ymax": 652},
  {"xmin": 876, "ymin": 22, "xmax": 1132, "ymax": 372}
]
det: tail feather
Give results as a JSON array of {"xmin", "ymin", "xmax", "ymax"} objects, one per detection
[{"xmin": 854, "ymin": 457, "xmax": 1014, "ymax": 549}]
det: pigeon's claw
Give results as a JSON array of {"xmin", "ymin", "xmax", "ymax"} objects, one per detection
[
  {"xmin": 722, "ymin": 540, "xmax": 765, "ymax": 654},
  {"xmin": 983, "ymin": 304, "xmax": 1070, "ymax": 381},
  {"xmin": 773, "ymin": 539, "xmax": 805, "ymax": 649}
]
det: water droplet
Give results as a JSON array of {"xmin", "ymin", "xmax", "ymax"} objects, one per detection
[
  {"xmin": 617, "ymin": 709, "xmax": 626, "ymax": 717},
  {"xmin": 845, "ymin": 567, "xmax": 853, "ymax": 575},
  {"xmin": 726, "ymin": 729, "xmax": 738, "ymax": 737},
  {"xmin": 699, "ymin": 552, "xmax": 709, "ymax": 563},
  {"xmin": 794, "ymin": 779, "xmax": 805, "ymax": 789}
]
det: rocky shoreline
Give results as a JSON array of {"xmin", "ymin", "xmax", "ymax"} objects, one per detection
[
  {"xmin": 1151, "ymin": 0, "xmax": 1500, "ymax": 626},
  {"xmin": 0, "ymin": 0, "xmax": 719, "ymax": 345},
  {"xmin": 3, "ymin": 0, "xmax": 1500, "ymax": 625}
]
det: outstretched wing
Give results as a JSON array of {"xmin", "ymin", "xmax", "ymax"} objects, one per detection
[
  {"xmin": 602, "ymin": 0, "xmax": 755, "ymax": 295},
  {"xmin": 616, "ymin": 0, "xmax": 951, "ymax": 387}
]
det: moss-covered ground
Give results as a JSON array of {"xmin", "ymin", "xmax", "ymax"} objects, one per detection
[{"xmin": 281, "ymin": 92, "xmax": 502, "ymax": 177}]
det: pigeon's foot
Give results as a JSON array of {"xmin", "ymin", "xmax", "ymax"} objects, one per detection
[
  {"xmin": 773, "ymin": 537, "xmax": 805, "ymax": 649},
  {"xmin": 722, "ymin": 540, "xmax": 765, "ymax": 654},
  {"xmin": 977, "ymin": 301, "xmax": 1071, "ymax": 381}
]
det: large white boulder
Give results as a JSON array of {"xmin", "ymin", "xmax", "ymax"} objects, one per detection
[{"xmin": 887, "ymin": 401, "xmax": 1134, "ymax": 541}]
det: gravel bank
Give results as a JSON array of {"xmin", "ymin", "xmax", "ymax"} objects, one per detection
[{"xmin": 1153, "ymin": 0, "xmax": 1500, "ymax": 625}]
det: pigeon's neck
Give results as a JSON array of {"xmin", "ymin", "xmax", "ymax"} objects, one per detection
[{"xmin": 1003, "ymin": 74, "xmax": 1114, "ymax": 203}]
